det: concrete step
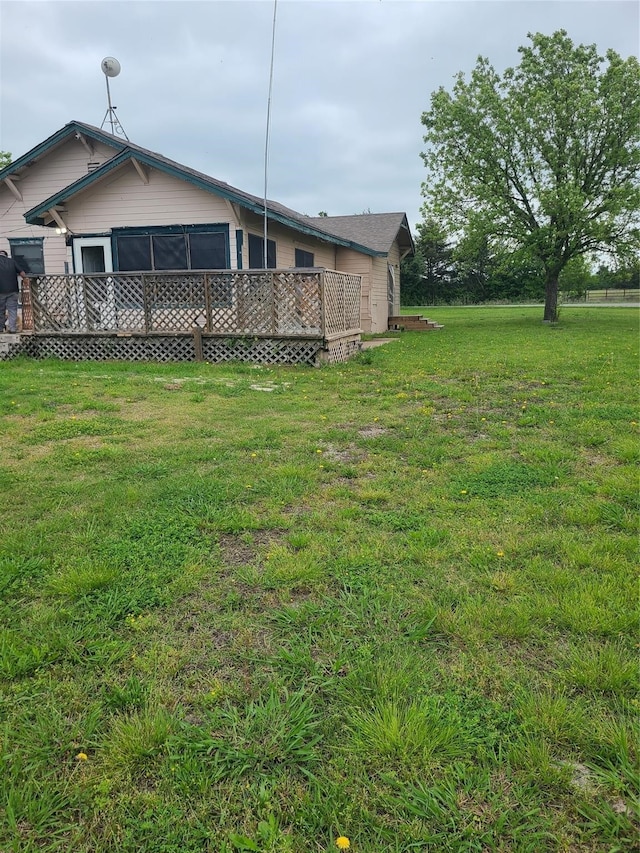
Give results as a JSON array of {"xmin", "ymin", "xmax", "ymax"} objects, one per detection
[{"xmin": 388, "ymin": 315, "xmax": 444, "ymax": 331}]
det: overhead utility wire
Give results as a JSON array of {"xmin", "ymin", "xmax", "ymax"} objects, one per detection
[{"xmin": 263, "ymin": 0, "xmax": 278, "ymax": 269}]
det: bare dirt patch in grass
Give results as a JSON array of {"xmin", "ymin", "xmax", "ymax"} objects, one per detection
[
  {"xmin": 323, "ymin": 443, "xmax": 366, "ymax": 462},
  {"xmin": 358, "ymin": 426, "xmax": 388, "ymax": 438},
  {"xmin": 217, "ymin": 529, "xmax": 287, "ymax": 566}
]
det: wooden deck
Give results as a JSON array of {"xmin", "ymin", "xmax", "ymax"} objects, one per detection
[{"xmin": 13, "ymin": 268, "xmax": 363, "ymax": 365}]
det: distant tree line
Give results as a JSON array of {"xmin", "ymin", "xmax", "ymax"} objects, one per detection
[{"xmin": 401, "ymin": 219, "xmax": 639, "ymax": 306}]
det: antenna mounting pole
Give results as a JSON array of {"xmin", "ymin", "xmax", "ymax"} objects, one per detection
[
  {"xmin": 100, "ymin": 57, "xmax": 129, "ymax": 140},
  {"xmin": 263, "ymin": 0, "xmax": 278, "ymax": 269}
]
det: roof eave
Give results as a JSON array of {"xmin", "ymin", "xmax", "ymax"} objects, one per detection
[
  {"xmin": 24, "ymin": 147, "xmax": 385, "ymax": 256},
  {"xmin": 0, "ymin": 121, "xmax": 126, "ymax": 182}
]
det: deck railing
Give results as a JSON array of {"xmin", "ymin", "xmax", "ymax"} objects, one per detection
[{"xmin": 26, "ymin": 268, "xmax": 362, "ymax": 338}]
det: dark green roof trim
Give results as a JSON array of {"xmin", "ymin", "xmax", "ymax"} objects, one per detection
[
  {"xmin": 24, "ymin": 146, "xmax": 385, "ymax": 257},
  {"xmin": 0, "ymin": 121, "xmax": 125, "ymax": 182}
]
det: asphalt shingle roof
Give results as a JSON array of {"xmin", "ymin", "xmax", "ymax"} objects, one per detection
[
  {"xmin": 307, "ymin": 213, "xmax": 413, "ymax": 254},
  {"xmin": 9, "ymin": 121, "xmax": 412, "ymax": 257}
]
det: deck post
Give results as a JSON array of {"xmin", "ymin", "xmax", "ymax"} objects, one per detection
[
  {"xmin": 193, "ymin": 326, "xmax": 204, "ymax": 361},
  {"xmin": 319, "ymin": 270, "xmax": 326, "ymax": 338},
  {"xmin": 270, "ymin": 271, "xmax": 277, "ymax": 334},
  {"xmin": 343, "ymin": 276, "xmax": 346, "ymax": 333},
  {"xmin": 21, "ymin": 279, "xmax": 34, "ymax": 331},
  {"xmin": 203, "ymin": 273, "xmax": 212, "ymax": 332},
  {"xmin": 142, "ymin": 274, "xmax": 151, "ymax": 334}
]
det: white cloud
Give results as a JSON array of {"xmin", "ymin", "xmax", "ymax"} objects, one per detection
[{"xmin": 1, "ymin": 0, "xmax": 638, "ymax": 231}]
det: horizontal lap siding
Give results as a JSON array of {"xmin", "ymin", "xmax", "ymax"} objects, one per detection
[
  {"xmin": 335, "ymin": 248, "xmax": 373, "ymax": 332},
  {"xmin": 240, "ymin": 211, "xmax": 337, "ymax": 270},
  {"xmin": 64, "ymin": 165, "xmax": 235, "ymax": 232},
  {"xmin": 387, "ymin": 244, "xmax": 401, "ymax": 315},
  {"xmin": 371, "ymin": 257, "xmax": 389, "ymax": 333},
  {"xmin": 65, "ymin": 165, "xmax": 239, "ymax": 269},
  {"xmin": 0, "ymin": 138, "xmax": 118, "ymax": 274},
  {"xmin": 12, "ymin": 138, "xmax": 116, "ymax": 209}
]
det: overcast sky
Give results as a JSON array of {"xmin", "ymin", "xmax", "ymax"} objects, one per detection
[{"xmin": 1, "ymin": 0, "xmax": 638, "ymax": 232}]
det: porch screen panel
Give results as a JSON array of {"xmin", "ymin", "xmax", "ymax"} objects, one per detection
[
  {"xmin": 152, "ymin": 235, "xmax": 188, "ymax": 271},
  {"xmin": 117, "ymin": 236, "xmax": 152, "ymax": 272},
  {"xmin": 189, "ymin": 232, "xmax": 227, "ymax": 270}
]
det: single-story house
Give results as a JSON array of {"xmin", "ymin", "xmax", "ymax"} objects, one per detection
[{"xmin": 0, "ymin": 121, "xmax": 413, "ymax": 334}]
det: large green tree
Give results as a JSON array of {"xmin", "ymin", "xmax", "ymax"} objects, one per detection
[{"xmin": 421, "ymin": 30, "xmax": 640, "ymax": 321}]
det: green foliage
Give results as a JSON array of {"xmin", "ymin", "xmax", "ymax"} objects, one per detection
[
  {"xmin": 558, "ymin": 255, "xmax": 593, "ymax": 298},
  {"xmin": 401, "ymin": 218, "xmax": 454, "ymax": 305},
  {"xmin": 421, "ymin": 30, "xmax": 640, "ymax": 320},
  {"xmin": 0, "ymin": 150, "xmax": 11, "ymax": 170}
]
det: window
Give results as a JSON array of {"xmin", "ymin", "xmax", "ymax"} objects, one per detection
[
  {"xmin": 81, "ymin": 245, "xmax": 107, "ymax": 273},
  {"xmin": 115, "ymin": 235, "xmax": 152, "ymax": 272},
  {"xmin": 248, "ymin": 233, "xmax": 276, "ymax": 269},
  {"xmin": 295, "ymin": 248, "xmax": 315, "ymax": 268},
  {"xmin": 8, "ymin": 238, "xmax": 44, "ymax": 274},
  {"xmin": 189, "ymin": 233, "xmax": 227, "ymax": 270},
  {"xmin": 152, "ymin": 235, "xmax": 188, "ymax": 270},
  {"xmin": 112, "ymin": 226, "xmax": 229, "ymax": 272}
]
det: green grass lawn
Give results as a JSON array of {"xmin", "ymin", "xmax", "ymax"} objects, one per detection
[{"xmin": 1, "ymin": 307, "xmax": 638, "ymax": 852}]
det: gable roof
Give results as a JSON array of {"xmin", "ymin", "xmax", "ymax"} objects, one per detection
[
  {"xmin": 0, "ymin": 121, "xmax": 127, "ymax": 181},
  {"xmin": 307, "ymin": 213, "xmax": 414, "ymax": 255},
  {"xmin": 10, "ymin": 121, "xmax": 411, "ymax": 258}
]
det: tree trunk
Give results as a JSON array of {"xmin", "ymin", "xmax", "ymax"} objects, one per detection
[{"xmin": 543, "ymin": 270, "xmax": 559, "ymax": 322}]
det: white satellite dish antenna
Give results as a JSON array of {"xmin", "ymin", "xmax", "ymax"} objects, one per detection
[
  {"xmin": 101, "ymin": 57, "xmax": 121, "ymax": 77},
  {"xmin": 100, "ymin": 56, "xmax": 128, "ymax": 139}
]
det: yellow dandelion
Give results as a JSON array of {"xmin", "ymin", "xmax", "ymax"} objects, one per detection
[
  {"xmin": 497, "ymin": 550, "xmax": 505, "ymax": 557},
  {"xmin": 460, "ymin": 489, "xmax": 467, "ymax": 495},
  {"xmin": 336, "ymin": 837, "xmax": 351, "ymax": 850},
  {"xmin": 75, "ymin": 752, "xmax": 88, "ymax": 761}
]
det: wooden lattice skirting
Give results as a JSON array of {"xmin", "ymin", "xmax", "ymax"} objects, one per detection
[{"xmin": 5, "ymin": 332, "xmax": 362, "ymax": 366}]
